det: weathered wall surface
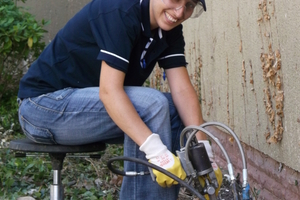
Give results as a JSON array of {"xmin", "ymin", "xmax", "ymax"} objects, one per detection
[{"xmin": 182, "ymin": 0, "xmax": 300, "ymax": 172}]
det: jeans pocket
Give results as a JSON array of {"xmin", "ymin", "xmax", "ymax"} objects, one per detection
[
  {"xmin": 20, "ymin": 115, "xmax": 57, "ymax": 145},
  {"xmin": 43, "ymin": 87, "xmax": 73, "ymax": 101},
  {"xmin": 30, "ymin": 88, "xmax": 75, "ymax": 113}
]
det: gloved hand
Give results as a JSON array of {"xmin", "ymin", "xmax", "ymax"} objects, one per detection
[
  {"xmin": 139, "ymin": 134, "xmax": 186, "ymax": 187},
  {"xmin": 198, "ymin": 140, "xmax": 223, "ymax": 199}
]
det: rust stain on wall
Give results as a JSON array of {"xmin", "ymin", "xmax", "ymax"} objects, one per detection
[
  {"xmin": 226, "ymin": 57, "xmax": 230, "ymax": 125},
  {"xmin": 190, "ymin": 47, "xmax": 202, "ymax": 102}
]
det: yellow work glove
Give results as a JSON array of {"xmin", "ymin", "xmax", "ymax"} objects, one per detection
[
  {"xmin": 198, "ymin": 140, "xmax": 223, "ymax": 199},
  {"xmin": 139, "ymin": 134, "xmax": 186, "ymax": 187}
]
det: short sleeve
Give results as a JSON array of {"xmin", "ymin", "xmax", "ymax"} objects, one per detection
[
  {"xmin": 88, "ymin": 1, "xmax": 141, "ymax": 73},
  {"xmin": 158, "ymin": 24, "xmax": 187, "ymax": 69}
]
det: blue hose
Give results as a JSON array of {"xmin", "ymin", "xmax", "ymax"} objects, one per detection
[{"xmin": 242, "ymin": 183, "xmax": 251, "ymax": 199}]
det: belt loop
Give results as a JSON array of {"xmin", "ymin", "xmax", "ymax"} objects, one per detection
[{"xmin": 17, "ymin": 98, "xmax": 23, "ymax": 107}]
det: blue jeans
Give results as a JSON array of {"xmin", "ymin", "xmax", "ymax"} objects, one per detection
[{"xmin": 18, "ymin": 87, "xmax": 184, "ymax": 200}]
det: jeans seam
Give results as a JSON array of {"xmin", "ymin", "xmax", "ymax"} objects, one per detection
[{"xmin": 28, "ymin": 98, "xmax": 66, "ymax": 114}]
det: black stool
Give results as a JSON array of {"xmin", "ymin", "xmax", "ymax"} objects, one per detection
[{"xmin": 9, "ymin": 138, "xmax": 106, "ymax": 200}]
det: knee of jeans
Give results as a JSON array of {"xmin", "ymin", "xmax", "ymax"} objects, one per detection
[{"xmin": 145, "ymin": 91, "xmax": 169, "ymax": 112}]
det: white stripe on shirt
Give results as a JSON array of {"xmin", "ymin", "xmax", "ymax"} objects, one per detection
[
  {"xmin": 100, "ymin": 50, "xmax": 129, "ymax": 63},
  {"xmin": 159, "ymin": 54, "xmax": 185, "ymax": 60}
]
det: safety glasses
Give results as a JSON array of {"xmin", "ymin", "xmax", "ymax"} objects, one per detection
[{"xmin": 161, "ymin": 0, "xmax": 206, "ymax": 18}]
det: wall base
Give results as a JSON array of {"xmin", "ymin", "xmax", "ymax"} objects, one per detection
[{"xmin": 211, "ymin": 127, "xmax": 300, "ymax": 199}]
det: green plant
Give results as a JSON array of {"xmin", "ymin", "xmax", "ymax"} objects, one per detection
[
  {"xmin": 0, "ymin": 95, "xmax": 21, "ymax": 135},
  {"xmin": 0, "ymin": 148, "xmax": 53, "ymax": 199},
  {"xmin": 0, "ymin": 0, "xmax": 49, "ymax": 101},
  {"xmin": 252, "ymin": 187, "xmax": 260, "ymax": 199},
  {"xmin": 0, "ymin": 147, "xmax": 123, "ymax": 199}
]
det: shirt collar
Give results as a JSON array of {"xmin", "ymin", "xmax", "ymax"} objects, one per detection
[
  {"xmin": 140, "ymin": 0, "xmax": 152, "ymax": 38},
  {"xmin": 140, "ymin": 0, "xmax": 164, "ymax": 40}
]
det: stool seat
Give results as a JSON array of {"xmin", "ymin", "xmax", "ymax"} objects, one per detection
[{"xmin": 9, "ymin": 138, "xmax": 106, "ymax": 153}]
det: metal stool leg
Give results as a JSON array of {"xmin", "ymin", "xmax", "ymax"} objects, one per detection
[
  {"xmin": 49, "ymin": 153, "xmax": 65, "ymax": 200},
  {"xmin": 50, "ymin": 170, "xmax": 64, "ymax": 200}
]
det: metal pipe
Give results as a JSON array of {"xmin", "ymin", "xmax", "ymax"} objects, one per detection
[{"xmin": 200, "ymin": 122, "xmax": 248, "ymax": 187}]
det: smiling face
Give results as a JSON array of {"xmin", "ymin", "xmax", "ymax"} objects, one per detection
[{"xmin": 149, "ymin": 0, "xmax": 194, "ymax": 31}]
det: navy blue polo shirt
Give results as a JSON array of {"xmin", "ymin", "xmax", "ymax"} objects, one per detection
[{"xmin": 18, "ymin": 0, "xmax": 187, "ymax": 98}]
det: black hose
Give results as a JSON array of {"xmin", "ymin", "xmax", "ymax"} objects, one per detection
[
  {"xmin": 107, "ymin": 156, "xmax": 206, "ymax": 200},
  {"xmin": 231, "ymin": 181, "xmax": 242, "ymax": 200}
]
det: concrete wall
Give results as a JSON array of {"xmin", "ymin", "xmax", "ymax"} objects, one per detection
[
  {"xmin": 181, "ymin": 0, "xmax": 300, "ymax": 172},
  {"xmin": 19, "ymin": 0, "xmax": 91, "ymax": 44}
]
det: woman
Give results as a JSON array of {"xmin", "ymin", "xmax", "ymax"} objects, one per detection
[{"xmin": 18, "ymin": 0, "xmax": 212, "ymax": 199}]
